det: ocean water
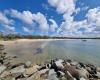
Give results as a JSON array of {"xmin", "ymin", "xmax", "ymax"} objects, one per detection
[
  {"xmin": 45, "ymin": 39, "xmax": 100, "ymax": 66},
  {"xmin": 3, "ymin": 39, "xmax": 100, "ymax": 66}
]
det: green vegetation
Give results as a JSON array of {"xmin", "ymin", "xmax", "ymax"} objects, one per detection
[
  {"xmin": 0, "ymin": 33, "xmax": 3, "ymax": 40},
  {"xmin": 0, "ymin": 32, "xmax": 100, "ymax": 41}
]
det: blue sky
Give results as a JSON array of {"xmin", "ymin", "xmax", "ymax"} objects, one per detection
[{"xmin": 0, "ymin": 0, "xmax": 100, "ymax": 37}]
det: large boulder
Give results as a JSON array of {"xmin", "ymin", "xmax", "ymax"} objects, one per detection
[
  {"xmin": 48, "ymin": 69, "xmax": 59, "ymax": 80},
  {"xmin": 0, "ymin": 71, "xmax": 10, "ymax": 78},
  {"xmin": 96, "ymin": 72, "xmax": 100, "ymax": 79},
  {"xmin": 0, "ymin": 65, "xmax": 6, "ymax": 74},
  {"xmin": 63, "ymin": 63, "xmax": 80, "ymax": 80},
  {"xmin": 77, "ymin": 68, "xmax": 89, "ymax": 79},
  {"xmin": 9, "ymin": 65, "xmax": 25, "ymax": 74},
  {"xmin": 24, "ymin": 65, "xmax": 40, "ymax": 77}
]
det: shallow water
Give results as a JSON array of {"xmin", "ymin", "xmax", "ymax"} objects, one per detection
[
  {"xmin": 2, "ymin": 39, "xmax": 100, "ymax": 66},
  {"xmin": 46, "ymin": 39, "xmax": 100, "ymax": 66}
]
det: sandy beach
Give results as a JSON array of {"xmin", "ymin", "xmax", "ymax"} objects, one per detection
[{"xmin": 0, "ymin": 39, "xmax": 64, "ymax": 43}]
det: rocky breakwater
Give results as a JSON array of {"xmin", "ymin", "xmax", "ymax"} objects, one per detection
[
  {"xmin": 0, "ymin": 58, "xmax": 100, "ymax": 80},
  {"xmin": 0, "ymin": 44, "xmax": 100, "ymax": 80}
]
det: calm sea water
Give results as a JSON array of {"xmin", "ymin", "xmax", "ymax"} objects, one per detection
[
  {"xmin": 3, "ymin": 39, "xmax": 100, "ymax": 66},
  {"xmin": 45, "ymin": 39, "xmax": 100, "ymax": 66}
]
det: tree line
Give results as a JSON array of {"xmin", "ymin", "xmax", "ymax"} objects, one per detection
[{"xmin": 0, "ymin": 33, "xmax": 100, "ymax": 41}]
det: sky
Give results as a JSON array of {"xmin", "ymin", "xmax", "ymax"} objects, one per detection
[{"xmin": 0, "ymin": 0, "xmax": 100, "ymax": 37}]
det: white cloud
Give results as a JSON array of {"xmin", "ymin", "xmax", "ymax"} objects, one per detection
[
  {"xmin": 1, "ymin": 2, "xmax": 100, "ymax": 37},
  {"xmin": 86, "ymin": 7, "xmax": 100, "ymax": 27},
  {"xmin": 4, "ymin": 25, "xmax": 15, "ymax": 31},
  {"xmin": 48, "ymin": 0, "xmax": 76, "ymax": 36},
  {"xmin": 75, "ymin": 6, "xmax": 89, "ymax": 14},
  {"xmin": 11, "ymin": 9, "xmax": 34, "ymax": 24},
  {"xmin": 23, "ymin": 26, "xmax": 33, "ymax": 34},
  {"xmin": 10, "ymin": 9, "xmax": 50, "ymax": 34},
  {"xmin": 0, "ymin": 11, "xmax": 15, "ymax": 32},
  {"xmin": 32, "ymin": 12, "xmax": 49, "ymax": 31},
  {"xmin": 74, "ymin": 8, "xmax": 81, "ymax": 14},
  {"xmin": 0, "ymin": 12, "xmax": 13, "ymax": 25},
  {"xmin": 48, "ymin": 0, "xmax": 100, "ymax": 37},
  {"xmin": 49, "ymin": 19, "xmax": 58, "ymax": 32},
  {"xmin": 48, "ymin": 0, "xmax": 75, "ymax": 14}
]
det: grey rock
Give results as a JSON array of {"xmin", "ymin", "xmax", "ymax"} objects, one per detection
[
  {"xmin": 80, "ymin": 77, "xmax": 86, "ymax": 80},
  {"xmin": 70, "ymin": 61, "xmax": 78, "ymax": 66},
  {"xmin": 25, "ymin": 61, "xmax": 31, "ymax": 68},
  {"xmin": 97, "ymin": 72, "xmax": 100, "ymax": 78},
  {"xmin": 24, "ymin": 64, "xmax": 40, "ymax": 77},
  {"xmin": 9, "ymin": 65, "xmax": 25, "ymax": 74},
  {"xmin": 77, "ymin": 68, "xmax": 89, "ymax": 79},
  {"xmin": 0, "ymin": 65, "xmax": 6, "ymax": 74},
  {"xmin": 48, "ymin": 69, "xmax": 59, "ymax": 80}
]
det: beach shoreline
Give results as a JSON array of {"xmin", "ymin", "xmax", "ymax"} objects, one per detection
[{"xmin": 0, "ymin": 39, "xmax": 66, "ymax": 43}]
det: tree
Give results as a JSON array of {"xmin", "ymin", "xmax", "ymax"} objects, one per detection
[{"xmin": 0, "ymin": 32, "xmax": 3, "ymax": 40}]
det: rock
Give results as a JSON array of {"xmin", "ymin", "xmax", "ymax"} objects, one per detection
[
  {"xmin": 24, "ymin": 65, "xmax": 40, "ymax": 77},
  {"xmin": 0, "ymin": 71, "xmax": 10, "ymax": 78},
  {"xmin": 2, "ymin": 77, "xmax": 16, "ymax": 80},
  {"xmin": 96, "ymin": 72, "xmax": 100, "ymax": 78},
  {"xmin": 97, "ymin": 67, "xmax": 100, "ymax": 72},
  {"xmin": 79, "ymin": 62, "xmax": 86, "ymax": 68},
  {"xmin": 65, "ymin": 71, "xmax": 75, "ymax": 80},
  {"xmin": 39, "ymin": 69, "xmax": 49, "ymax": 75},
  {"xmin": 55, "ymin": 59, "xmax": 64, "ymax": 68},
  {"xmin": 70, "ymin": 61, "xmax": 78, "ymax": 66},
  {"xmin": 24, "ymin": 61, "xmax": 31, "ymax": 68},
  {"xmin": 0, "ymin": 65, "xmax": 6, "ymax": 74},
  {"xmin": 26, "ymin": 69, "xmax": 48, "ymax": 80},
  {"xmin": 57, "ymin": 71, "xmax": 65, "ymax": 77},
  {"xmin": 80, "ymin": 77, "xmax": 86, "ymax": 80},
  {"xmin": 48, "ymin": 69, "xmax": 59, "ymax": 80},
  {"xmin": 77, "ymin": 68, "xmax": 89, "ymax": 79},
  {"xmin": 63, "ymin": 63, "xmax": 80, "ymax": 80},
  {"xmin": 39, "ymin": 69, "xmax": 49, "ymax": 79},
  {"xmin": 50, "ymin": 60, "xmax": 63, "ymax": 72},
  {"xmin": 9, "ymin": 65, "xmax": 25, "ymax": 74}
]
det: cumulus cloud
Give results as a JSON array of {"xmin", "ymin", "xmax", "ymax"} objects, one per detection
[
  {"xmin": 86, "ymin": 7, "xmax": 100, "ymax": 27},
  {"xmin": 9, "ymin": 10, "xmax": 49, "ymax": 33},
  {"xmin": 48, "ymin": 0, "xmax": 75, "ymax": 14},
  {"xmin": 75, "ymin": 6, "xmax": 89, "ymax": 14},
  {"xmin": 32, "ymin": 12, "xmax": 49, "ymax": 31},
  {"xmin": 0, "ymin": 11, "xmax": 15, "ymax": 32},
  {"xmin": 23, "ymin": 26, "xmax": 34, "ymax": 34},
  {"xmin": 49, "ymin": 19, "xmax": 58, "ymax": 32},
  {"xmin": 8, "ymin": 9, "xmax": 58, "ymax": 33},
  {"xmin": 0, "ymin": 12, "xmax": 13, "ymax": 25},
  {"xmin": 11, "ymin": 9, "xmax": 34, "ymax": 24},
  {"xmin": 48, "ymin": 0, "xmax": 100, "ymax": 37},
  {"xmin": 0, "ymin": 0, "xmax": 100, "ymax": 37},
  {"xmin": 48, "ymin": 0, "xmax": 76, "ymax": 36}
]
